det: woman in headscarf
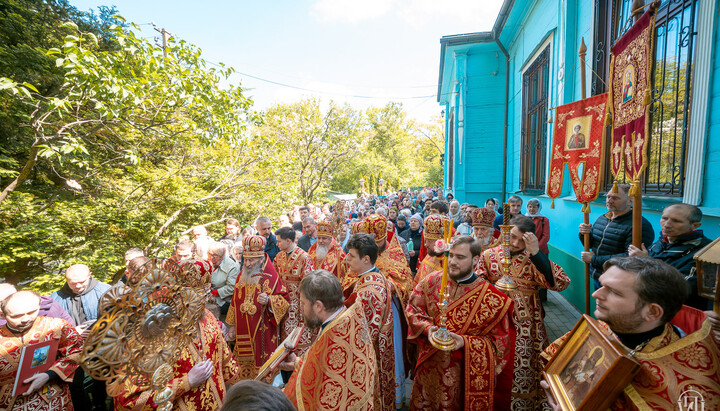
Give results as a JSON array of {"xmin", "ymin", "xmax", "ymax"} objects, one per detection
[
  {"xmin": 526, "ymin": 198, "xmax": 550, "ymax": 254},
  {"xmin": 407, "ymin": 214, "xmax": 424, "ymax": 275},
  {"xmin": 448, "ymin": 199, "xmax": 462, "ymax": 222}
]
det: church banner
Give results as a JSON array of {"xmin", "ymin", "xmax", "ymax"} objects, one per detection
[
  {"xmin": 607, "ymin": 10, "xmax": 655, "ymax": 192},
  {"xmin": 547, "ymin": 93, "xmax": 608, "ymax": 211}
]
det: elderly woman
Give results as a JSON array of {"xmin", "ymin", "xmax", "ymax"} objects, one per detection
[
  {"xmin": 408, "ymin": 214, "xmax": 424, "ymax": 275},
  {"xmin": 207, "ymin": 241, "xmax": 240, "ymax": 317},
  {"xmin": 526, "ymin": 198, "xmax": 550, "ymax": 254}
]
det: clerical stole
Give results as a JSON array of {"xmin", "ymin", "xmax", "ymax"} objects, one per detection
[
  {"xmin": 407, "ymin": 272, "xmax": 515, "ymax": 410},
  {"xmin": 543, "ymin": 307, "xmax": 720, "ymax": 410},
  {"xmin": 480, "ymin": 246, "xmax": 570, "ymax": 410},
  {"xmin": 273, "ymin": 247, "xmax": 317, "ymax": 356},
  {"xmin": 115, "ymin": 310, "xmax": 240, "ymax": 410},
  {"xmin": 413, "ymin": 255, "xmax": 443, "ymax": 287},
  {"xmin": 0, "ymin": 317, "xmax": 82, "ymax": 410},
  {"xmin": 284, "ymin": 305, "xmax": 376, "ymax": 411},
  {"xmin": 347, "ymin": 270, "xmax": 396, "ymax": 411},
  {"xmin": 308, "ymin": 239, "xmax": 346, "ymax": 283},
  {"xmin": 226, "ymin": 258, "xmax": 289, "ymax": 381}
]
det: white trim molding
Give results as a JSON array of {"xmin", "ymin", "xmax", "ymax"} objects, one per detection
[{"xmin": 683, "ymin": 0, "xmax": 716, "ymax": 205}]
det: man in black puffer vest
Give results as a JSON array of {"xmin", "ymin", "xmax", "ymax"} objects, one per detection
[{"xmin": 578, "ymin": 184, "xmax": 654, "ymax": 290}]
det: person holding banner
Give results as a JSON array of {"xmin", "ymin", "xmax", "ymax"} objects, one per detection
[{"xmin": 578, "ymin": 183, "xmax": 654, "ymax": 290}]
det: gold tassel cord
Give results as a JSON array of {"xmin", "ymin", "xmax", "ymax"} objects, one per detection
[
  {"xmin": 581, "ymin": 202, "xmax": 591, "ymax": 213},
  {"xmin": 605, "ymin": 112, "xmax": 613, "ymax": 126},
  {"xmin": 612, "ymin": 180, "xmax": 619, "ymax": 193},
  {"xmin": 628, "ymin": 180, "xmax": 641, "ymax": 197},
  {"xmin": 643, "ymin": 88, "xmax": 652, "ymax": 106},
  {"xmin": 550, "ymin": 199, "xmax": 555, "ymax": 209}
]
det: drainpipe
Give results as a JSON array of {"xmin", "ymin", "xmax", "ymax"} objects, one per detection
[{"xmin": 495, "ymin": 38, "xmax": 510, "ymax": 202}]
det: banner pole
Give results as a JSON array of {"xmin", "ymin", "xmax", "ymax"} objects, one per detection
[{"xmin": 578, "ymin": 37, "xmax": 591, "ymax": 314}]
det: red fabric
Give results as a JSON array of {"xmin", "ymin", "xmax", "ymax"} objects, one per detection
[
  {"xmin": 531, "ymin": 216, "xmax": 550, "ymax": 255},
  {"xmin": 211, "ymin": 289, "xmax": 219, "ymax": 296},
  {"xmin": 608, "ymin": 10, "xmax": 654, "ymax": 181},
  {"xmin": 547, "ymin": 93, "xmax": 608, "ymax": 203}
]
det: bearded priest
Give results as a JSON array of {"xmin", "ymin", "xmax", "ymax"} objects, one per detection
[
  {"xmin": 413, "ymin": 215, "xmax": 447, "ymax": 286},
  {"xmin": 226, "ymin": 235, "xmax": 290, "ymax": 381},
  {"xmin": 308, "ymin": 221, "xmax": 346, "ymax": 283}
]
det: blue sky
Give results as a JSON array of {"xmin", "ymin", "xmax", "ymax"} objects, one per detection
[{"xmin": 71, "ymin": 0, "xmax": 504, "ymax": 123}]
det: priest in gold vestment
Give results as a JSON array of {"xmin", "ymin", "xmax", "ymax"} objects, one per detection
[{"xmin": 308, "ymin": 221, "xmax": 346, "ymax": 283}]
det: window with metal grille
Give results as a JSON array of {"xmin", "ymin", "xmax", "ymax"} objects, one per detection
[
  {"xmin": 593, "ymin": 0, "xmax": 697, "ymax": 196},
  {"xmin": 520, "ymin": 46, "xmax": 550, "ymax": 192}
]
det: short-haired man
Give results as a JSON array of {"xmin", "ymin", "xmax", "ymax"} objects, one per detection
[
  {"xmin": 407, "ymin": 236, "xmax": 516, "ymax": 409},
  {"xmin": 298, "ymin": 206, "xmax": 310, "ymax": 221},
  {"xmin": 280, "ymin": 270, "xmax": 376, "ymax": 410},
  {"xmin": 256, "ymin": 216, "xmax": 280, "ymax": 261},
  {"xmin": 0, "ymin": 283, "xmax": 74, "ymax": 327},
  {"xmin": 541, "ymin": 257, "xmax": 720, "ymax": 409},
  {"xmin": 272, "ymin": 227, "xmax": 316, "ymax": 383},
  {"xmin": 219, "ymin": 218, "xmax": 243, "ymax": 258},
  {"xmin": 119, "ymin": 248, "xmax": 145, "ymax": 285},
  {"xmin": 344, "ymin": 233, "xmax": 396, "ymax": 410},
  {"xmin": 226, "ymin": 236, "xmax": 290, "ymax": 381},
  {"xmin": 455, "ymin": 204, "xmax": 478, "ymax": 236},
  {"xmin": 628, "ymin": 203, "xmax": 712, "ymax": 309},
  {"xmin": 208, "ymin": 241, "xmax": 240, "ymax": 316},
  {"xmin": 308, "ymin": 221, "xmax": 346, "ymax": 282},
  {"xmin": 297, "ymin": 217, "xmax": 317, "ymax": 252},
  {"xmin": 579, "ymin": 184, "xmax": 655, "ymax": 289},
  {"xmin": 479, "ymin": 214, "xmax": 570, "ymax": 409},
  {"xmin": 429, "ymin": 200, "xmax": 449, "ymax": 216},
  {"xmin": 172, "ymin": 239, "xmax": 195, "ymax": 263},
  {"xmin": 493, "ymin": 195, "xmax": 523, "ymax": 230},
  {"xmin": 222, "ymin": 380, "xmax": 295, "ymax": 411},
  {"xmin": 0, "ymin": 291, "xmax": 83, "ymax": 410}
]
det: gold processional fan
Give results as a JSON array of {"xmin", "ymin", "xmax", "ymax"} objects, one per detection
[
  {"xmin": 331, "ymin": 200, "xmax": 347, "ymax": 243},
  {"xmin": 81, "ymin": 258, "xmax": 207, "ymax": 411}
]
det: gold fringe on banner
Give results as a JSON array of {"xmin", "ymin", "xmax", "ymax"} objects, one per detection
[
  {"xmin": 550, "ymin": 199, "xmax": 555, "ymax": 209},
  {"xmin": 643, "ymin": 88, "xmax": 652, "ymax": 106},
  {"xmin": 612, "ymin": 180, "xmax": 619, "ymax": 193},
  {"xmin": 605, "ymin": 112, "xmax": 612, "ymax": 126},
  {"xmin": 581, "ymin": 202, "xmax": 591, "ymax": 213}
]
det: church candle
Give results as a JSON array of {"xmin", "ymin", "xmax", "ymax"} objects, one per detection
[
  {"xmin": 502, "ymin": 203, "xmax": 510, "ymax": 225},
  {"xmin": 439, "ymin": 218, "xmax": 454, "ymax": 296}
]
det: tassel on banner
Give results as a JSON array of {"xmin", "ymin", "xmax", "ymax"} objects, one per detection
[
  {"xmin": 643, "ymin": 88, "xmax": 652, "ymax": 106},
  {"xmin": 550, "ymin": 199, "xmax": 555, "ymax": 209},
  {"xmin": 581, "ymin": 202, "xmax": 590, "ymax": 213},
  {"xmin": 629, "ymin": 180, "xmax": 641, "ymax": 197},
  {"xmin": 612, "ymin": 180, "xmax": 619, "ymax": 193},
  {"xmin": 605, "ymin": 112, "xmax": 612, "ymax": 126}
]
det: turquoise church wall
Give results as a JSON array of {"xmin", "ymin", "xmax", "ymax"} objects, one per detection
[{"xmin": 439, "ymin": 0, "xmax": 720, "ymax": 313}]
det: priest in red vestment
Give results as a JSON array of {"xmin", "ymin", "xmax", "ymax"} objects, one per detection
[
  {"xmin": 115, "ymin": 259, "xmax": 240, "ymax": 410},
  {"xmin": 344, "ymin": 233, "xmax": 396, "ymax": 410},
  {"xmin": 478, "ymin": 215, "xmax": 570, "ymax": 410},
  {"xmin": 0, "ymin": 290, "xmax": 83, "ymax": 410},
  {"xmin": 308, "ymin": 221, "xmax": 346, "ymax": 283},
  {"xmin": 273, "ymin": 227, "xmax": 316, "ymax": 382},
  {"xmin": 281, "ymin": 269, "xmax": 376, "ymax": 410},
  {"xmin": 227, "ymin": 235, "xmax": 290, "ymax": 381},
  {"xmin": 407, "ymin": 235, "xmax": 515, "ymax": 410},
  {"xmin": 413, "ymin": 215, "xmax": 447, "ymax": 286},
  {"xmin": 542, "ymin": 257, "xmax": 720, "ymax": 410}
]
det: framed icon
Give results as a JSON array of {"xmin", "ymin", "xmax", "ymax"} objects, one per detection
[{"xmin": 543, "ymin": 315, "xmax": 641, "ymax": 410}]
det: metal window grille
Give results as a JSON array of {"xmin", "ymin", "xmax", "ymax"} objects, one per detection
[
  {"xmin": 593, "ymin": 0, "xmax": 698, "ymax": 196},
  {"xmin": 520, "ymin": 46, "xmax": 550, "ymax": 192}
]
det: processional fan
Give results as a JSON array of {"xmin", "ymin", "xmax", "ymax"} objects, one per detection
[{"xmin": 80, "ymin": 259, "xmax": 206, "ymax": 411}]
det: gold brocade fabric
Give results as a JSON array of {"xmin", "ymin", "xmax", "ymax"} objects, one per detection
[
  {"xmin": 406, "ymin": 272, "xmax": 515, "ymax": 410},
  {"xmin": 480, "ymin": 246, "xmax": 570, "ymax": 410},
  {"xmin": 413, "ymin": 255, "xmax": 443, "ymax": 287},
  {"xmin": 0, "ymin": 317, "xmax": 82, "ymax": 411},
  {"xmin": 308, "ymin": 239, "xmax": 346, "ymax": 283},
  {"xmin": 542, "ymin": 310, "xmax": 720, "ymax": 410},
  {"xmin": 284, "ymin": 305, "xmax": 376, "ymax": 411},
  {"xmin": 273, "ymin": 247, "xmax": 317, "ymax": 357},
  {"xmin": 114, "ymin": 310, "xmax": 240, "ymax": 411}
]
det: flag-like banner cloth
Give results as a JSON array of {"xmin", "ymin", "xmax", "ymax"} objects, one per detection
[
  {"xmin": 546, "ymin": 93, "xmax": 608, "ymax": 212},
  {"xmin": 607, "ymin": 10, "xmax": 655, "ymax": 195}
]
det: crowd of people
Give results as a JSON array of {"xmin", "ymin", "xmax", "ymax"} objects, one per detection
[{"xmin": 1, "ymin": 185, "xmax": 719, "ymax": 410}]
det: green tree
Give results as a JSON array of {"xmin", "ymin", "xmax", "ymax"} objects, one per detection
[{"xmin": 261, "ymin": 98, "xmax": 363, "ymax": 204}]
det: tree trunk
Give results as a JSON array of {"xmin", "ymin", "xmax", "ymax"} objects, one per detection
[{"xmin": 0, "ymin": 141, "xmax": 40, "ymax": 204}]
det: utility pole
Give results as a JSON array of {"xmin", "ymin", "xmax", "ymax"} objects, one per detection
[{"xmin": 153, "ymin": 25, "xmax": 169, "ymax": 58}]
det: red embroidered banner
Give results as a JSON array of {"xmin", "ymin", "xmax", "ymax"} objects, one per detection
[
  {"xmin": 607, "ymin": 10, "xmax": 655, "ymax": 189},
  {"xmin": 546, "ymin": 93, "xmax": 608, "ymax": 209}
]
